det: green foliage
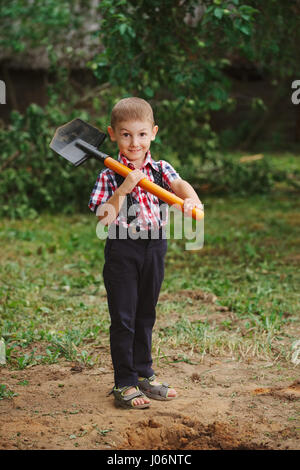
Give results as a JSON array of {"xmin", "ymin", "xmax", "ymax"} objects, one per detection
[
  {"xmin": 93, "ymin": 0, "xmax": 257, "ymax": 99},
  {"xmin": 0, "ymin": 0, "xmax": 82, "ymax": 52},
  {"xmin": 91, "ymin": 0, "xmax": 258, "ymax": 159},
  {"xmin": 0, "ymin": 384, "xmax": 17, "ymax": 400},
  {"xmin": 87, "ymin": 0, "xmax": 288, "ymax": 193},
  {"xmin": 0, "ymin": 101, "xmax": 107, "ymax": 218},
  {"xmin": 0, "ymin": 0, "xmax": 299, "ymax": 217},
  {"xmin": 246, "ymin": 0, "xmax": 300, "ymax": 78},
  {"xmin": 176, "ymin": 152, "xmax": 294, "ymax": 195},
  {"xmin": 0, "ymin": 101, "xmax": 296, "ymax": 218}
]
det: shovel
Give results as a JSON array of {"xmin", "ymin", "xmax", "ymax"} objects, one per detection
[{"xmin": 50, "ymin": 118, "xmax": 204, "ymax": 221}]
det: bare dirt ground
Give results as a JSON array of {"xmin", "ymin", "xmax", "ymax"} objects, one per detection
[{"xmin": 1, "ymin": 353, "xmax": 300, "ymax": 450}]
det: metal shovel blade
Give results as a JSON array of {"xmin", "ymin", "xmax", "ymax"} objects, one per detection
[{"xmin": 50, "ymin": 118, "xmax": 107, "ymax": 166}]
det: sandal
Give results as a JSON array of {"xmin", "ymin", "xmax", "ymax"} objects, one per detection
[
  {"xmin": 138, "ymin": 375, "xmax": 176, "ymax": 401},
  {"xmin": 111, "ymin": 385, "xmax": 151, "ymax": 409}
]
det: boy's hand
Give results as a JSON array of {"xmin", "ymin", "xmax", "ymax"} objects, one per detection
[
  {"xmin": 183, "ymin": 198, "xmax": 204, "ymax": 217},
  {"xmin": 118, "ymin": 169, "xmax": 145, "ymax": 195}
]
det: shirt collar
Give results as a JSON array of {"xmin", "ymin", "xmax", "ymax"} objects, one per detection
[{"xmin": 118, "ymin": 150, "xmax": 159, "ymax": 171}]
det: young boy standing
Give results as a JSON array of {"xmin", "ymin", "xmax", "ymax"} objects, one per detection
[{"xmin": 89, "ymin": 97, "xmax": 203, "ymax": 409}]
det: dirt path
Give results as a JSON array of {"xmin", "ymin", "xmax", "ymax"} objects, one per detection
[{"xmin": 1, "ymin": 353, "xmax": 299, "ymax": 450}]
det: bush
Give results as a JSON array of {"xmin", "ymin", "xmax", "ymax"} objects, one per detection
[
  {"xmin": 0, "ymin": 103, "xmax": 108, "ymax": 218},
  {"xmin": 0, "ymin": 101, "xmax": 297, "ymax": 220},
  {"xmin": 178, "ymin": 154, "xmax": 277, "ymax": 195}
]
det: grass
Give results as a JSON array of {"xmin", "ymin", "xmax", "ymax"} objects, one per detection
[
  {"xmin": 155, "ymin": 186, "xmax": 299, "ymax": 362},
  {"xmin": 0, "ymin": 160, "xmax": 299, "ymax": 370},
  {"xmin": 0, "ymin": 384, "xmax": 17, "ymax": 400}
]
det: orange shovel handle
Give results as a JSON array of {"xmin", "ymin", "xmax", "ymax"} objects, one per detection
[{"xmin": 104, "ymin": 157, "xmax": 204, "ymax": 221}]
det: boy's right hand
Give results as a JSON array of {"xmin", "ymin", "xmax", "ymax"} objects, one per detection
[{"xmin": 118, "ymin": 169, "xmax": 145, "ymax": 195}]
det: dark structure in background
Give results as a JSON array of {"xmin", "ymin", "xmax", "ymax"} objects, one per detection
[{"xmin": 1, "ymin": 60, "xmax": 299, "ymax": 152}]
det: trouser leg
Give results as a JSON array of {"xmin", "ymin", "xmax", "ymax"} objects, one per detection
[
  {"xmin": 104, "ymin": 275, "xmax": 139, "ymax": 387},
  {"xmin": 103, "ymin": 238, "xmax": 140, "ymax": 388},
  {"xmin": 103, "ymin": 237, "xmax": 167, "ymax": 387},
  {"xmin": 133, "ymin": 239, "xmax": 167, "ymax": 378}
]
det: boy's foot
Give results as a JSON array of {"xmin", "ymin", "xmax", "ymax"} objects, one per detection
[
  {"xmin": 123, "ymin": 386, "xmax": 151, "ymax": 407},
  {"xmin": 112, "ymin": 385, "xmax": 151, "ymax": 409},
  {"xmin": 138, "ymin": 375, "xmax": 177, "ymax": 400}
]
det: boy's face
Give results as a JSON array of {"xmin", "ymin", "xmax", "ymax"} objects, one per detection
[{"xmin": 107, "ymin": 120, "xmax": 158, "ymax": 165}]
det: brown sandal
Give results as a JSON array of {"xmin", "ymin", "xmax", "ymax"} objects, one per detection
[
  {"xmin": 112, "ymin": 385, "xmax": 151, "ymax": 409},
  {"xmin": 138, "ymin": 375, "xmax": 176, "ymax": 401}
]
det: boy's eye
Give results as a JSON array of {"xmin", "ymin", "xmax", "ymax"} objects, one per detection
[
  {"xmin": 122, "ymin": 133, "xmax": 130, "ymax": 137},
  {"xmin": 140, "ymin": 133, "xmax": 147, "ymax": 137}
]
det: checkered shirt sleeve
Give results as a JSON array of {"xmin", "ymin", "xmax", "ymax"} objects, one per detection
[
  {"xmin": 160, "ymin": 160, "xmax": 181, "ymax": 191},
  {"xmin": 88, "ymin": 169, "xmax": 116, "ymax": 213}
]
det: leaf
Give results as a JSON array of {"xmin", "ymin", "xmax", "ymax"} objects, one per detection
[
  {"xmin": 144, "ymin": 86, "xmax": 154, "ymax": 98},
  {"xmin": 239, "ymin": 25, "xmax": 251, "ymax": 35},
  {"xmin": 214, "ymin": 8, "xmax": 223, "ymax": 19},
  {"xmin": 99, "ymin": 428, "xmax": 113, "ymax": 435},
  {"xmin": 119, "ymin": 23, "xmax": 127, "ymax": 35}
]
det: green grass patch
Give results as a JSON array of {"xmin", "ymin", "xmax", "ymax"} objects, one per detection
[
  {"xmin": 0, "ymin": 167, "xmax": 299, "ymax": 367},
  {"xmin": 0, "ymin": 384, "xmax": 18, "ymax": 400}
]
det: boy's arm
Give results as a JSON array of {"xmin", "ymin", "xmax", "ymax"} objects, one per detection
[
  {"xmin": 97, "ymin": 169, "xmax": 145, "ymax": 225},
  {"xmin": 170, "ymin": 179, "xmax": 203, "ymax": 216},
  {"xmin": 96, "ymin": 188, "xmax": 126, "ymax": 225}
]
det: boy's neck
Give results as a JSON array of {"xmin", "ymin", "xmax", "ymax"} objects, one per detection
[{"xmin": 132, "ymin": 159, "xmax": 145, "ymax": 169}]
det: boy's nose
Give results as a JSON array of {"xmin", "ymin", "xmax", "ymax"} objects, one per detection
[{"xmin": 131, "ymin": 136, "xmax": 139, "ymax": 147}]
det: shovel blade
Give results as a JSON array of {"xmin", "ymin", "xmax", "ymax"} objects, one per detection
[{"xmin": 50, "ymin": 118, "xmax": 106, "ymax": 166}]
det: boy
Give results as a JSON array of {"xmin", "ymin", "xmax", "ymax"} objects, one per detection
[{"xmin": 89, "ymin": 97, "xmax": 203, "ymax": 409}]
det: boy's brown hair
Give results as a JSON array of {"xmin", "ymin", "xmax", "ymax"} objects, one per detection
[{"xmin": 111, "ymin": 97, "xmax": 154, "ymax": 129}]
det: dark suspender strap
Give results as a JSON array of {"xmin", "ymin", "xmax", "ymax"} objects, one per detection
[
  {"xmin": 153, "ymin": 161, "xmax": 165, "ymax": 206},
  {"xmin": 114, "ymin": 172, "xmax": 136, "ymax": 225}
]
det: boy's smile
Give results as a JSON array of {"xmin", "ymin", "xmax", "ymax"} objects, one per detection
[{"xmin": 107, "ymin": 120, "xmax": 158, "ymax": 168}]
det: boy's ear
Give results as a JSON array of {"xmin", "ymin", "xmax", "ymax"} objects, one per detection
[
  {"xmin": 151, "ymin": 125, "xmax": 159, "ymax": 141},
  {"xmin": 107, "ymin": 126, "xmax": 116, "ymax": 142}
]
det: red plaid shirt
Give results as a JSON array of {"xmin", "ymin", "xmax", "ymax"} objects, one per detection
[{"xmin": 88, "ymin": 151, "xmax": 181, "ymax": 230}]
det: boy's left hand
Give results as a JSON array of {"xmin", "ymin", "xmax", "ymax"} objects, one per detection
[{"xmin": 183, "ymin": 198, "xmax": 204, "ymax": 217}]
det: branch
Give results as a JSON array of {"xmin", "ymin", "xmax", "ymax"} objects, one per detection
[
  {"xmin": 73, "ymin": 82, "xmax": 111, "ymax": 105},
  {"xmin": 0, "ymin": 151, "xmax": 20, "ymax": 173},
  {"xmin": 239, "ymin": 154, "xmax": 264, "ymax": 163},
  {"xmin": 286, "ymin": 175, "xmax": 300, "ymax": 189}
]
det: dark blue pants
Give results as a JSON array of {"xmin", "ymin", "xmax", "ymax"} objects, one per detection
[{"xmin": 103, "ymin": 236, "xmax": 167, "ymax": 388}]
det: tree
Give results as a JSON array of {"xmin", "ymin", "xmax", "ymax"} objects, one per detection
[{"xmin": 91, "ymin": 0, "xmax": 258, "ymax": 160}]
